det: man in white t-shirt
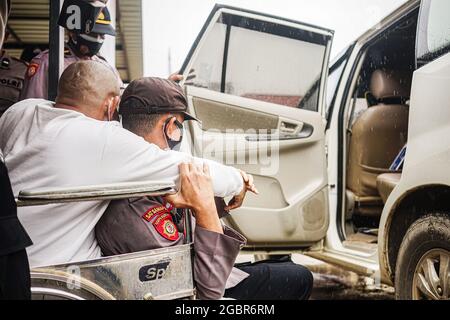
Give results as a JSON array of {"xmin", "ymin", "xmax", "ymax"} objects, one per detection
[{"xmin": 0, "ymin": 60, "xmax": 249, "ymax": 268}]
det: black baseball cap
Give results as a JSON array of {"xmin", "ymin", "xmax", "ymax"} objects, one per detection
[
  {"xmin": 119, "ymin": 77, "xmax": 199, "ymax": 122},
  {"xmin": 57, "ymin": 1, "xmax": 115, "ymax": 36},
  {"xmin": 91, "ymin": 6, "xmax": 116, "ymax": 36}
]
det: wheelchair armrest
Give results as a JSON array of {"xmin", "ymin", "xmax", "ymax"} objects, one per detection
[{"xmin": 16, "ymin": 181, "xmax": 176, "ymax": 207}]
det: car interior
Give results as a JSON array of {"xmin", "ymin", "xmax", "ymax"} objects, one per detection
[{"xmin": 343, "ymin": 8, "xmax": 419, "ymax": 248}]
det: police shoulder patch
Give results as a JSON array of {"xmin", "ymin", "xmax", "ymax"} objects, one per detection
[
  {"xmin": 142, "ymin": 204, "xmax": 168, "ymax": 223},
  {"xmin": 27, "ymin": 63, "xmax": 39, "ymax": 78},
  {"xmin": 153, "ymin": 213, "xmax": 179, "ymax": 241}
]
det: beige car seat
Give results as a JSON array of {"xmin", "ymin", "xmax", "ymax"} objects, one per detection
[
  {"xmin": 346, "ymin": 69, "xmax": 411, "ymax": 216},
  {"xmin": 376, "ymin": 172, "xmax": 402, "ymax": 203}
]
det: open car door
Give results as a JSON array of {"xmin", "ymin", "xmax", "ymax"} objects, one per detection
[{"xmin": 180, "ymin": 5, "xmax": 333, "ymax": 249}]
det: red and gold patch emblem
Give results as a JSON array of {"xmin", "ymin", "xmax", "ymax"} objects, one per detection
[
  {"xmin": 27, "ymin": 63, "xmax": 39, "ymax": 78},
  {"xmin": 153, "ymin": 213, "xmax": 179, "ymax": 241}
]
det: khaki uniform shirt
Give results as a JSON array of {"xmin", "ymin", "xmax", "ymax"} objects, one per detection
[
  {"xmin": 20, "ymin": 47, "xmax": 123, "ymax": 100},
  {"xmin": 0, "ymin": 51, "xmax": 28, "ymax": 115},
  {"xmin": 96, "ymin": 197, "xmax": 249, "ymax": 300}
]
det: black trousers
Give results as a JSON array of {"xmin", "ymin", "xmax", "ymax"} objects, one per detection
[
  {"xmin": 0, "ymin": 249, "xmax": 31, "ymax": 300},
  {"xmin": 224, "ymin": 259, "xmax": 313, "ymax": 300}
]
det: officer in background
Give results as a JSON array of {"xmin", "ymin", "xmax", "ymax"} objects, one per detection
[
  {"xmin": 0, "ymin": 31, "xmax": 28, "ymax": 117},
  {"xmin": 0, "ymin": 0, "xmax": 33, "ymax": 300},
  {"xmin": 20, "ymin": 2, "xmax": 122, "ymax": 100}
]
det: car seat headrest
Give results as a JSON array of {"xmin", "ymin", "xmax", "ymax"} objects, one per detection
[{"xmin": 370, "ymin": 69, "xmax": 412, "ymax": 102}]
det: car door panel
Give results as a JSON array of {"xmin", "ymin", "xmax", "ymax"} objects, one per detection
[
  {"xmin": 180, "ymin": 5, "xmax": 333, "ymax": 248},
  {"xmin": 185, "ymin": 87, "xmax": 329, "ymax": 246}
]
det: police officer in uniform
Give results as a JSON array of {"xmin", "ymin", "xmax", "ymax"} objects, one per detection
[
  {"xmin": 96, "ymin": 77, "xmax": 314, "ymax": 300},
  {"xmin": 0, "ymin": 0, "xmax": 33, "ymax": 300},
  {"xmin": 95, "ymin": 78, "xmax": 253, "ymax": 300},
  {"xmin": 20, "ymin": 4, "xmax": 122, "ymax": 100},
  {"xmin": 0, "ymin": 33, "xmax": 28, "ymax": 116}
]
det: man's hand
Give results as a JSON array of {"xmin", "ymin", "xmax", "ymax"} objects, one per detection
[
  {"xmin": 164, "ymin": 162, "xmax": 222, "ymax": 234},
  {"xmin": 224, "ymin": 170, "xmax": 259, "ymax": 211},
  {"xmin": 169, "ymin": 72, "xmax": 183, "ymax": 83},
  {"xmin": 169, "ymin": 69, "xmax": 197, "ymax": 84}
]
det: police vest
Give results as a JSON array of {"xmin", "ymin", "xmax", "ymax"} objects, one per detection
[{"xmin": 0, "ymin": 52, "xmax": 28, "ymax": 115}]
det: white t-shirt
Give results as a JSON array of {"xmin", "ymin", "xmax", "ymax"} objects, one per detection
[{"xmin": 0, "ymin": 99, "xmax": 243, "ymax": 268}]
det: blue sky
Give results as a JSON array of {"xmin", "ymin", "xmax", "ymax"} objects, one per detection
[{"xmin": 142, "ymin": 0, "xmax": 407, "ymax": 77}]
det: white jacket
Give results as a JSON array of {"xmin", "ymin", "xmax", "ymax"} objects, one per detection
[{"xmin": 0, "ymin": 99, "xmax": 243, "ymax": 267}]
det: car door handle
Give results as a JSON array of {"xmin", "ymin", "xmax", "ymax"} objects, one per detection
[{"xmin": 245, "ymin": 123, "xmax": 314, "ymax": 141}]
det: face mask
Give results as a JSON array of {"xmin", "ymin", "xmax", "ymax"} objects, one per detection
[
  {"xmin": 163, "ymin": 117, "xmax": 184, "ymax": 151},
  {"xmin": 68, "ymin": 33, "xmax": 104, "ymax": 57}
]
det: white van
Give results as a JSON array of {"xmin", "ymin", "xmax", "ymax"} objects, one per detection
[{"xmin": 178, "ymin": 0, "xmax": 450, "ymax": 300}]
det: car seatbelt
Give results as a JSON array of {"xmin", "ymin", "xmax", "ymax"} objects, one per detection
[{"xmin": 389, "ymin": 144, "xmax": 407, "ymax": 171}]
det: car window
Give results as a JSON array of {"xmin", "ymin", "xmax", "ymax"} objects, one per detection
[
  {"xmin": 416, "ymin": 0, "xmax": 450, "ymax": 66},
  {"xmin": 186, "ymin": 12, "xmax": 329, "ymax": 112},
  {"xmin": 184, "ymin": 23, "xmax": 227, "ymax": 92},
  {"xmin": 297, "ymin": 44, "xmax": 353, "ymax": 117}
]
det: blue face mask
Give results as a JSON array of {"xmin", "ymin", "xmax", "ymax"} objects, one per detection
[{"xmin": 163, "ymin": 117, "xmax": 184, "ymax": 151}]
